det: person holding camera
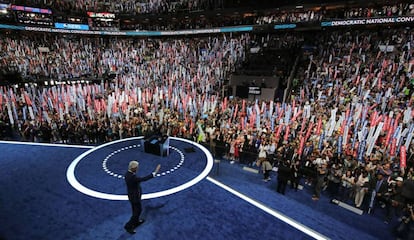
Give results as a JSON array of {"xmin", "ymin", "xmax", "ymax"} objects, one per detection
[
  {"xmin": 384, "ymin": 177, "xmax": 405, "ymax": 224},
  {"xmin": 396, "ymin": 203, "xmax": 414, "ymax": 239}
]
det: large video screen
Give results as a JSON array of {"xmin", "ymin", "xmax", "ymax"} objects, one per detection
[
  {"xmin": 11, "ymin": 5, "xmax": 53, "ymax": 26},
  {"xmin": 0, "ymin": 3, "xmax": 13, "ymax": 21},
  {"xmin": 87, "ymin": 11, "xmax": 119, "ymax": 31}
]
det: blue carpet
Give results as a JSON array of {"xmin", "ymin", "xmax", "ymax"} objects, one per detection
[
  {"xmin": 212, "ymin": 160, "xmax": 396, "ymax": 240},
  {"xmin": 0, "ymin": 139, "xmax": 396, "ymax": 240}
]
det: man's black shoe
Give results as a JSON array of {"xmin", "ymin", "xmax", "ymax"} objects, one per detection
[{"xmin": 124, "ymin": 226, "xmax": 136, "ymax": 234}]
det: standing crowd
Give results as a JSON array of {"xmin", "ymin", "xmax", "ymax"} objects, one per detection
[{"xmin": 0, "ymin": 24, "xmax": 414, "ymax": 238}]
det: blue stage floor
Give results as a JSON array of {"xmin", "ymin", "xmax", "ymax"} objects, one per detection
[{"xmin": 0, "ymin": 138, "xmax": 395, "ymax": 240}]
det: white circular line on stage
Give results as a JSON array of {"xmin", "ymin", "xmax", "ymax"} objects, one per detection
[
  {"xmin": 102, "ymin": 145, "xmax": 185, "ymax": 179},
  {"xmin": 66, "ymin": 136, "xmax": 214, "ymax": 201}
]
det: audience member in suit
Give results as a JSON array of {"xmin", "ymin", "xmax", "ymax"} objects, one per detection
[
  {"xmin": 367, "ymin": 172, "xmax": 389, "ymax": 214},
  {"xmin": 277, "ymin": 159, "xmax": 292, "ymax": 194},
  {"xmin": 282, "ymin": 142, "xmax": 295, "ymax": 163},
  {"xmin": 124, "ymin": 161, "xmax": 161, "ymax": 234},
  {"xmin": 290, "ymin": 159, "xmax": 301, "ymax": 191},
  {"xmin": 300, "ymin": 141, "xmax": 315, "ymax": 185}
]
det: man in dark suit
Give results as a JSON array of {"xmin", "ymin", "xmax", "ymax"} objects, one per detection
[
  {"xmin": 282, "ymin": 142, "xmax": 294, "ymax": 163},
  {"xmin": 367, "ymin": 171, "xmax": 389, "ymax": 214},
  {"xmin": 124, "ymin": 160, "xmax": 161, "ymax": 234},
  {"xmin": 277, "ymin": 159, "xmax": 292, "ymax": 195}
]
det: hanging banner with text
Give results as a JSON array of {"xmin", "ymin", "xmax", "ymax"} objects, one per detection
[{"xmin": 322, "ymin": 16, "xmax": 414, "ymax": 27}]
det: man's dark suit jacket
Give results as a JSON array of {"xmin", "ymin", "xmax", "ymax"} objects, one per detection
[
  {"xmin": 368, "ymin": 176, "xmax": 389, "ymax": 196},
  {"xmin": 125, "ymin": 171, "xmax": 154, "ymax": 203},
  {"xmin": 277, "ymin": 163, "xmax": 292, "ymax": 181}
]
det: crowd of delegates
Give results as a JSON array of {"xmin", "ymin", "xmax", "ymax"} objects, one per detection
[
  {"xmin": 0, "ymin": 32, "xmax": 246, "ymax": 83},
  {"xmin": 50, "ymin": 0, "xmax": 169, "ymax": 15},
  {"xmin": 130, "ymin": 1, "xmax": 414, "ymax": 31},
  {"xmin": 256, "ymin": 3, "xmax": 414, "ymax": 25},
  {"xmin": 342, "ymin": 3, "xmax": 414, "ymax": 19},
  {"xmin": 287, "ymin": 26, "xmax": 414, "ymax": 231},
  {"xmin": 10, "ymin": 0, "xmax": 223, "ymax": 15},
  {"xmin": 105, "ymin": 0, "xmax": 224, "ymax": 15},
  {"xmin": 5, "ymin": 1, "xmax": 414, "ymax": 32},
  {"xmin": 120, "ymin": 2, "xmax": 414, "ymax": 32},
  {"xmin": 255, "ymin": 9, "xmax": 324, "ymax": 25},
  {"xmin": 0, "ymin": 25, "xmax": 414, "ymax": 235},
  {"xmin": 12, "ymin": 0, "xmax": 414, "ymax": 19},
  {"xmin": 0, "ymin": 31, "xmax": 249, "ymax": 144}
]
